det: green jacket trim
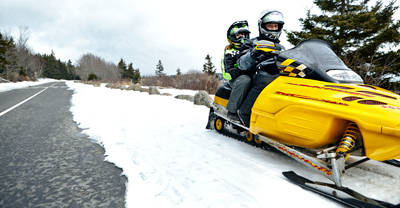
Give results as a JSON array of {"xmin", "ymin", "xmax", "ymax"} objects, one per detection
[{"xmin": 221, "ymin": 48, "xmax": 238, "ymax": 81}]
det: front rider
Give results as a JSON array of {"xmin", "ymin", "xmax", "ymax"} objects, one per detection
[
  {"xmin": 237, "ymin": 10, "xmax": 285, "ymax": 127},
  {"xmin": 221, "ymin": 21, "xmax": 252, "ymax": 123}
]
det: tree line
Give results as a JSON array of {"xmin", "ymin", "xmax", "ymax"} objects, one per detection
[
  {"xmin": 154, "ymin": 54, "xmax": 216, "ymax": 77},
  {"xmin": 141, "ymin": 55, "xmax": 218, "ymax": 93},
  {"xmin": 0, "ymin": 28, "xmax": 143, "ymax": 83},
  {"xmin": 0, "ymin": 27, "xmax": 217, "ymax": 83},
  {"xmin": 0, "ymin": 27, "xmax": 51, "ymax": 81}
]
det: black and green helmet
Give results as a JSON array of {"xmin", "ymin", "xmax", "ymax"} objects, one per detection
[{"xmin": 227, "ymin": 20, "xmax": 251, "ymax": 49}]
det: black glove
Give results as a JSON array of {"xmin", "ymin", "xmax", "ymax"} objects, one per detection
[
  {"xmin": 250, "ymin": 47, "xmax": 264, "ymax": 59},
  {"xmin": 256, "ymin": 54, "xmax": 272, "ymax": 63}
]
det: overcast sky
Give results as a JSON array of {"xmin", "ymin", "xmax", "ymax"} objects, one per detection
[{"xmin": 1, "ymin": 0, "xmax": 399, "ymax": 76}]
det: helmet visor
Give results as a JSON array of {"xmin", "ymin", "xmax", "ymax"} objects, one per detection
[
  {"xmin": 229, "ymin": 24, "xmax": 250, "ymax": 35},
  {"xmin": 262, "ymin": 11, "xmax": 284, "ymax": 24}
]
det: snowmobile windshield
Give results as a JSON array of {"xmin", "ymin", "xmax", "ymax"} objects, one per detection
[
  {"xmin": 326, "ymin": 69, "xmax": 363, "ymax": 83},
  {"xmin": 278, "ymin": 39, "xmax": 364, "ymax": 83}
]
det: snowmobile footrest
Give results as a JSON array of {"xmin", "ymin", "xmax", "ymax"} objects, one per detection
[
  {"xmin": 282, "ymin": 171, "xmax": 398, "ymax": 208},
  {"xmin": 345, "ymin": 158, "xmax": 370, "ymax": 169}
]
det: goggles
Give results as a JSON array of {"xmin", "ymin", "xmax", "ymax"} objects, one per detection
[{"xmin": 229, "ymin": 24, "xmax": 250, "ymax": 35}]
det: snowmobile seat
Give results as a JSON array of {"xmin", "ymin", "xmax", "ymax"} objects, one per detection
[{"xmin": 214, "ymin": 82, "xmax": 231, "ymax": 107}]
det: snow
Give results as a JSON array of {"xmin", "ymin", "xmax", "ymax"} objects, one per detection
[
  {"xmin": 1, "ymin": 80, "xmax": 400, "ymax": 208},
  {"xmin": 0, "ymin": 78, "xmax": 64, "ymax": 93}
]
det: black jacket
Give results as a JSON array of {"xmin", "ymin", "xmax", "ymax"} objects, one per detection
[{"xmin": 221, "ymin": 47, "xmax": 247, "ymax": 81}]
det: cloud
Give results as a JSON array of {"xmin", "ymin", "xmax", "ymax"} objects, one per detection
[{"xmin": 6, "ymin": 0, "xmax": 385, "ymax": 76}]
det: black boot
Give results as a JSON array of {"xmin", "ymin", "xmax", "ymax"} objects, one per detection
[
  {"xmin": 227, "ymin": 111, "xmax": 241, "ymax": 124},
  {"xmin": 238, "ymin": 110, "xmax": 250, "ymax": 127}
]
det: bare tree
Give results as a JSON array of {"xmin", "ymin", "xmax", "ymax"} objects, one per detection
[
  {"xmin": 76, "ymin": 53, "xmax": 119, "ymax": 81},
  {"xmin": 142, "ymin": 69, "xmax": 220, "ymax": 94},
  {"xmin": 16, "ymin": 26, "xmax": 39, "ymax": 79},
  {"xmin": 17, "ymin": 26, "xmax": 29, "ymax": 51},
  {"xmin": 344, "ymin": 51, "xmax": 398, "ymax": 88},
  {"xmin": 34, "ymin": 54, "xmax": 46, "ymax": 78}
]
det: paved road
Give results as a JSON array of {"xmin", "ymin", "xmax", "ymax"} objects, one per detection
[{"xmin": 0, "ymin": 82, "xmax": 126, "ymax": 207}]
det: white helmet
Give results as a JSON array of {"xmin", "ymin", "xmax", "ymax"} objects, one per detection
[{"xmin": 258, "ymin": 10, "xmax": 284, "ymax": 41}]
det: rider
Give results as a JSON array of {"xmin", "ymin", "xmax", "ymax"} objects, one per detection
[
  {"xmin": 237, "ymin": 10, "xmax": 285, "ymax": 127},
  {"xmin": 221, "ymin": 20, "xmax": 252, "ymax": 123}
]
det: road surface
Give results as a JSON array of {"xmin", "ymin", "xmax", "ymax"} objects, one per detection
[{"xmin": 0, "ymin": 81, "xmax": 126, "ymax": 207}]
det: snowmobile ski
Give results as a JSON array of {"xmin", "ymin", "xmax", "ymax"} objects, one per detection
[
  {"xmin": 282, "ymin": 171, "xmax": 399, "ymax": 208},
  {"xmin": 382, "ymin": 159, "xmax": 400, "ymax": 167}
]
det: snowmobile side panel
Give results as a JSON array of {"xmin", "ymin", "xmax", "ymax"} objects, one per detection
[
  {"xmin": 252, "ymin": 105, "xmax": 348, "ymax": 148},
  {"xmin": 250, "ymin": 76, "xmax": 400, "ymax": 160}
]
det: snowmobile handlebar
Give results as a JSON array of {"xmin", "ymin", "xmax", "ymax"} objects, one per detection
[{"xmin": 253, "ymin": 40, "xmax": 283, "ymax": 54}]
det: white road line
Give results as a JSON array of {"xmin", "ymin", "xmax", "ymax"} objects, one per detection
[{"xmin": 0, "ymin": 83, "xmax": 56, "ymax": 117}]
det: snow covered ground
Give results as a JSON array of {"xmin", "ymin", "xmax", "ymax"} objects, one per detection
[
  {"xmin": 1, "ymin": 80, "xmax": 400, "ymax": 207},
  {"xmin": 0, "ymin": 78, "xmax": 63, "ymax": 92}
]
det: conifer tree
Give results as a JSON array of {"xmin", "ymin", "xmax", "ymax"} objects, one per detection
[
  {"xmin": 1, "ymin": 35, "xmax": 19, "ymax": 79},
  {"xmin": 285, "ymin": 0, "xmax": 400, "ymax": 90},
  {"xmin": 0, "ymin": 33, "xmax": 8, "ymax": 75},
  {"xmin": 58, "ymin": 58, "xmax": 71, "ymax": 80},
  {"xmin": 155, "ymin": 60, "xmax": 166, "ymax": 76},
  {"xmin": 123, "ymin": 63, "xmax": 134, "ymax": 79},
  {"xmin": 203, "ymin": 54, "xmax": 216, "ymax": 75},
  {"xmin": 39, "ymin": 51, "xmax": 72, "ymax": 80},
  {"xmin": 118, "ymin": 58, "xmax": 127, "ymax": 78},
  {"xmin": 176, "ymin": 68, "xmax": 181, "ymax": 76},
  {"xmin": 87, "ymin": 72, "xmax": 98, "ymax": 81},
  {"xmin": 133, "ymin": 68, "xmax": 141, "ymax": 83},
  {"xmin": 67, "ymin": 60, "xmax": 77, "ymax": 80},
  {"xmin": 42, "ymin": 50, "xmax": 61, "ymax": 79}
]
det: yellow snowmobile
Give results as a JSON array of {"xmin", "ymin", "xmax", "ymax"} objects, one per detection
[{"xmin": 206, "ymin": 39, "xmax": 400, "ymax": 208}]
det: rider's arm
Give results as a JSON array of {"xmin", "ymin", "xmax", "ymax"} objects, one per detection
[
  {"xmin": 237, "ymin": 40, "xmax": 257, "ymax": 71},
  {"xmin": 222, "ymin": 50, "xmax": 242, "ymax": 81}
]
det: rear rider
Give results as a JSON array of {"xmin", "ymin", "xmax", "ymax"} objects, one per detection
[{"xmin": 221, "ymin": 21, "xmax": 253, "ymax": 123}]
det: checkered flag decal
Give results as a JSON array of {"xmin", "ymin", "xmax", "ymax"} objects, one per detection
[{"xmin": 280, "ymin": 59, "xmax": 307, "ymax": 78}]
